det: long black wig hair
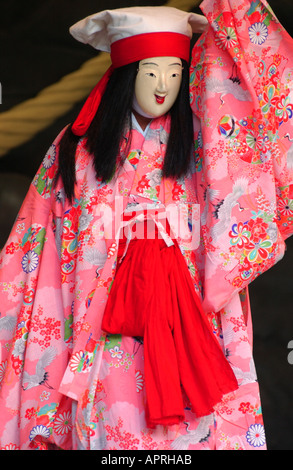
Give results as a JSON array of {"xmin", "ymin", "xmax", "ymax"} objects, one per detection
[{"xmin": 56, "ymin": 59, "xmax": 194, "ymax": 202}]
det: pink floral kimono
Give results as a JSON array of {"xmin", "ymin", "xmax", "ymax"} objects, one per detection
[{"xmin": 0, "ymin": 0, "xmax": 292, "ymax": 450}]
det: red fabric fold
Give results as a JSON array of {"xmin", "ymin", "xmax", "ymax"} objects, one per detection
[
  {"xmin": 102, "ymin": 223, "xmax": 238, "ymax": 428},
  {"xmin": 71, "ymin": 65, "xmax": 114, "ymax": 136}
]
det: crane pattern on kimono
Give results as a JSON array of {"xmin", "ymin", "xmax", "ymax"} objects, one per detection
[
  {"xmin": 22, "ymin": 347, "xmax": 57, "ymax": 391},
  {"xmin": 171, "ymin": 414, "xmax": 214, "ymax": 450},
  {"xmin": 205, "ymin": 68, "xmax": 252, "ymax": 108},
  {"xmin": 210, "ymin": 177, "xmax": 248, "ymax": 240}
]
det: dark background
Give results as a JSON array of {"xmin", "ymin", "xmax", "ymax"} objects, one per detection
[{"xmin": 1, "ymin": 0, "xmax": 292, "ymax": 450}]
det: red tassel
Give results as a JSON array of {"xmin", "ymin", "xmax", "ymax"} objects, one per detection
[{"xmin": 71, "ymin": 65, "xmax": 114, "ymax": 136}]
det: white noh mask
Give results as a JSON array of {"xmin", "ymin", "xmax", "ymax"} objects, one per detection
[{"xmin": 134, "ymin": 56, "xmax": 183, "ymax": 119}]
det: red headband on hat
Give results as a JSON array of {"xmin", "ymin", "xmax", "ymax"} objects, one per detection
[
  {"xmin": 111, "ymin": 31, "xmax": 190, "ymax": 68},
  {"xmin": 71, "ymin": 31, "xmax": 190, "ymax": 136}
]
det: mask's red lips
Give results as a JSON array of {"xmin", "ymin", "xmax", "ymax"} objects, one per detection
[{"xmin": 155, "ymin": 94, "xmax": 166, "ymax": 104}]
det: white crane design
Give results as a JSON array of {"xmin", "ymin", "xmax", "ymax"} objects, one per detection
[
  {"xmin": 0, "ymin": 315, "xmax": 17, "ymax": 332},
  {"xmin": 231, "ymin": 358, "xmax": 257, "ymax": 385},
  {"xmin": 200, "ymin": 184, "xmax": 220, "ymax": 226},
  {"xmin": 211, "ymin": 177, "xmax": 248, "ymax": 241},
  {"xmin": 22, "ymin": 346, "xmax": 57, "ymax": 390},
  {"xmin": 284, "ymin": 133, "xmax": 293, "ymax": 169},
  {"xmin": 205, "ymin": 69, "xmax": 252, "ymax": 108},
  {"xmin": 171, "ymin": 414, "xmax": 214, "ymax": 450}
]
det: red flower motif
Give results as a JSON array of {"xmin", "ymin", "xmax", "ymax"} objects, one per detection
[
  {"xmin": 136, "ymin": 175, "xmax": 150, "ymax": 194},
  {"xmin": 239, "ymin": 402, "xmax": 252, "ymax": 414},
  {"xmin": 25, "ymin": 407, "xmax": 37, "ymax": 419},
  {"xmin": 232, "ymin": 276, "xmax": 243, "ymax": 288},
  {"xmin": 239, "ymin": 256, "xmax": 253, "ymax": 273},
  {"xmin": 85, "ymin": 337, "xmax": 97, "ymax": 353},
  {"xmin": 275, "ymin": 93, "xmax": 293, "ymax": 123},
  {"xmin": 172, "ymin": 181, "xmax": 185, "ymax": 201},
  {"xmin": 229, "ymin": 222, "xmax": 254, "ymax": 249},
  {"xmin": 12, "ymin": 356, "xmax": 23, "ymax": 375},
  {"xmin": 5, "ymin": 242, "xmax": 16, "ymax": 254},
  {"xmin": 278, "ymin": 198, "xmax": 293, "ymax": 217},
  {"xmin": 249, "ymin": 11, "xmax": 262, "ymax": 24},
  {"xmin": 246, "ymin": 218, "xmax": 268, "ymax": 243}
]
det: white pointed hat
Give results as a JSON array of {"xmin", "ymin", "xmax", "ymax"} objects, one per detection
[
  {"xmin": 70, "ymin": 6, "xmax": 208, "ymax": 68},
  {"xmin": 70, "ymin": 6, "xmax": 208, "ymax": 136}
]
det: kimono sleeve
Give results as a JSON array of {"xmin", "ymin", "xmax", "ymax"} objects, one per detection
[
  {"xmin": 0, "ymin": 130, "xmax": 70, "ymax": 426},
  {"xmin": 190, "ymin": 0, "xmax": 293, "ymax": 313}
]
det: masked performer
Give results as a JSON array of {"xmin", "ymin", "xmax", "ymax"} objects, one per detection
[{"xmin": 0, "ymin": 2, "xmax": 292, "ymax": 451}]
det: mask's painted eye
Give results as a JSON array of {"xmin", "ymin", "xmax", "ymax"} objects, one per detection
[
  {"xmin": 169, "ymin": 67, "xmax": 183, "ymax": 79},
  {"xmin": 146, "ymin": 72, "xmax": 156, "ymax": 78}
]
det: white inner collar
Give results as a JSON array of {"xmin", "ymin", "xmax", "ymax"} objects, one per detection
[{"xmin": 131, "ymin": 113, "xmax": 152, "ymax": 137}]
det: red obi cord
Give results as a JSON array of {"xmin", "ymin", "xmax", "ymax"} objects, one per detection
[{"xmin": 102, "ymin": 219, "xmax": 238, "ymax": 428}]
